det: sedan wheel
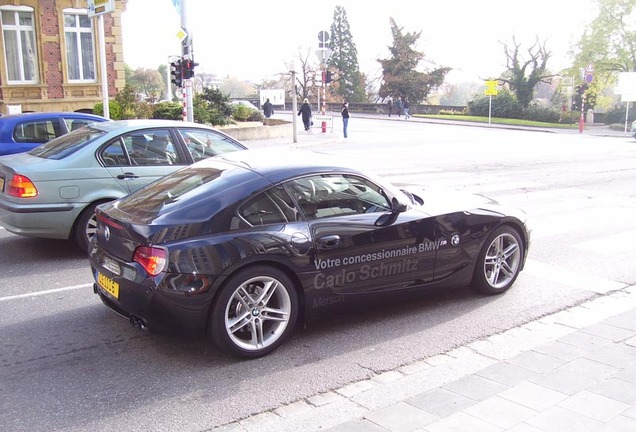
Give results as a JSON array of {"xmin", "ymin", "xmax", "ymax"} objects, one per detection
[
  {"xmin": 210, "ymin": 266, "xmax": 298, "ymax": 358},
  {"xmin": 472, "ymin": 226, "xmax": 523, "ymax": 295},
  {"xmin": 73, "ymin": 202, "xmax": 102, "ymax": 253}
]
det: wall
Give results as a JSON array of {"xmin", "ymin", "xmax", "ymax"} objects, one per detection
[{"xmin": 0, "ymin": 0, "xmax": 126, "ymax": 114}]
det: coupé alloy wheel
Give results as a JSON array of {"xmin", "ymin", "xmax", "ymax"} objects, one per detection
[
  {"xmin": 472, "ymin": 226, "xmax": 523, "ymax": 295},
  {"xmin": 210, "ymin": 266, "xmax": 299, "ymax": 358}
]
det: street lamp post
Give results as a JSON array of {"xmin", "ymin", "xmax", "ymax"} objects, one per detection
[{"xmin": 291, "ymin": 64, "xmax": 298, "ymax": 143}]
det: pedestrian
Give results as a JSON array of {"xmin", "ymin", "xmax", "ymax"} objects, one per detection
[
  {"xmin": 387, "ymin": 98, "xmax": 393, "ymax": 117},
  {"xmin": 298, "ymin": 98, "xmax": 312, "ymax": 132},
  {"xmin": 341, "ymin": 101, "xmax": 350, "ymax": 138},
  {"xmin": 396, "ymin": 96, "xmax": 403, "ymax": 118},
  {"xmin": 262, "ymin": 98, "xmax": 274, "ymax": 118},
  {"xmin": 403, "ymin": 97, "xmax": 410, "ymax": 119}
]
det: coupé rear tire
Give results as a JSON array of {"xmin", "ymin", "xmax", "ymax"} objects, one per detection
[
  {"xmin": 210, "ymin": 266, "xmax": 298, "ymax": 358},
  {"xmin": 472, "ymin": 225, "xmax": 524, "ymax": 295}
]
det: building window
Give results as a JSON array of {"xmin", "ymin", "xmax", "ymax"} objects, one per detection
[
  {"xmin": 0, "ymin": 6, "xmax": 39, "ymax": 84},
  {"xmin": 64, "ymin": 12, "xmax": 95, "ymax": 82}
]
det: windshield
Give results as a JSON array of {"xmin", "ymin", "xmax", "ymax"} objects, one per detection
[{"xmin": 28, "ymin": 126, "xmax": 106, "ymax": 159}]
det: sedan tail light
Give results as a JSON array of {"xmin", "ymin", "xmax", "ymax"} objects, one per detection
[
  {"xmin": 133, "ymin": 246, "xmax": 168, "ymax": 276},
  {"xmin": 7, "ymin": 174, "xmax": 38, "ymax": 198}
]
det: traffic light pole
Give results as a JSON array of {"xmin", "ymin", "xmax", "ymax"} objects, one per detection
[
  {"xmin": 321, "ymin": 67, "xmax": 327, "ymax": 133},
  {"xmin": 180, "ymin": 0, "xmax": 194, "ymax": 122}
]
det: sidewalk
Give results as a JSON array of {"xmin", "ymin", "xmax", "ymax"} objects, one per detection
[
  {"xmin": 214, "ymin": 286, "xmax": 636, "ymax": 432},
  {"xmin": 254, "ymin": 111, "xmax": 635, "ymax": 142}
]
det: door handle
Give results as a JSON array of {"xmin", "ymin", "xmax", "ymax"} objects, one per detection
[
  {"xmin": 317, "ymin": 235, "xmax": 341, "ymax": 250},
  {"xmin": 117, "ymin": 172, "xmax": 139, "ymax": 179}
]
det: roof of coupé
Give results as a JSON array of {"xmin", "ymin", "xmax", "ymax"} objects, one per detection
[{"xmin": 209, "ymin": 148, "xmax": 364, "ymax": 183}]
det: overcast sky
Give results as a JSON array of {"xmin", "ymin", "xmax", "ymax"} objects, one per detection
[{"xmin": 121, "ymin": 0, "xmax": 598, "ymax": 84}]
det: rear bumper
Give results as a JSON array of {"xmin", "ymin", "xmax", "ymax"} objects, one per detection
[
  {"xmin": 90, "ymin": 243, "xmax": 214, "ymax": 337},
  {"xmin": 0, "ymin": 198, "xmax": 79, "ymax": 239}
]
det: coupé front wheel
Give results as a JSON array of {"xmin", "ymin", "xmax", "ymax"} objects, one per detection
[
  {"xmin": 210, "ymin": 266, "xmax": 299, "ymax": 358},
  {"xmin": 472, "ymin": 226, "xmax": 524, "ymax": 295}
]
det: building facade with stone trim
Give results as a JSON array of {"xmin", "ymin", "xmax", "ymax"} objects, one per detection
[{"xmin": 0, "ymin": 0, "xmax": 126, "ymax": 114}]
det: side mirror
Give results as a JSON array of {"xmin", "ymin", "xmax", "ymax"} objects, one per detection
[
  {"xmin": 391, "ymin": 197, "xmax": 407, "ymax": 214},
  {"xmin": 375, "ymin": 197, "xmax": 406, "ymax": 227}
]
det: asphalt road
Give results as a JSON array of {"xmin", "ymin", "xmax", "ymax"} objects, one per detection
[{"xmin": 1, "ymin": 118, "xmax": 635, "ymax": 431}]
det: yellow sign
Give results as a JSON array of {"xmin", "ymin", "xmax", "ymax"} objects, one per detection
[
  {"xmin": 176, "ymin": 28, "xmax": 188, "ymax": 42},
  {"xmin": 87, "ymin": 0, "xmax": 115, "ymax": 17},
  {"xmin": 485, "ymin": 80, "xmax": 498, "ymax": 96}
]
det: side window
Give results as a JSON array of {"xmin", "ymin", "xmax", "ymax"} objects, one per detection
[
  {"xmin": 178, "ymin": 128, "xmax": 243, "ymax": 162},
  {"xmin": 65, "ymin": 118, "xmax": 92, "ymax": 131},
  {"xmin": 100, "ymin": 138, "xmax": 129, "ymax": 167},
  {"xmin": 286, "ymin": 174, "xmax": 391, "ymax": 220},
  {"xmin": 125, "ymin": 129, "xmax": 185, "ymax": 166},
  {"xmin": 236, "ymin": 189, "xmax": 290, "ymax": 227},
  {"xmin": 13, "ymin": 120, "xmax": 57, "ymax": 143}
]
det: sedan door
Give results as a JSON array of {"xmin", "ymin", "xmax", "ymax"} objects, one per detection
[
  {"xmin": 287, "ymin": 174, "xmax": 439, "ymax": 295},
  {"xmin": 101, "ymin": 128, "xmax": 186, "ymax": 193}
]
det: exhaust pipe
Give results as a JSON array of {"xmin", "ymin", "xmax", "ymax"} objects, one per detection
[{"xmin": 129, "ymin": 315, "xmax": 147, "ymax": 330}]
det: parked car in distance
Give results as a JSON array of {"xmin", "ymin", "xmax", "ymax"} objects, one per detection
[
  {"xmin": 89, "ymin": 148, "xmax": 530, "ymax": 358},
  {"xmin": 0, "ymin": 119, "xmax": 248, "ymax": 251},
  {"xmin": 0, "ymin": 111, "xmax": 108, "ymax": 156},
  {"xmin": 230, "ymin": 100, "xmax": 259, "ymax": 111}
]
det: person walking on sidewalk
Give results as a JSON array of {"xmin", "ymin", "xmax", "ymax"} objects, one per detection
[
  {"xmin": 403, "ymin": 97, "xmax": 411, "ymax": 119},
  {"xmin": 298, "ymin": 98, "xmax": 312, "ymax": 132},
  {"xmin": 386, "ymin": 98, "xmax": 393, "ymax": 117},
  {"xmin": 395, "ymin": 96, "xmax": 403, "ymax": 118},
  {"xmin": 262, "ymin": 98, "xmax": 274, "ymax": 118},
  {"xmin": 341, "ymin": 102, "xmax": 350, "ymax": 138}
]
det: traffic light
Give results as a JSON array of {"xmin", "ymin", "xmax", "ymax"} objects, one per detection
[
  {"xmin": 576, "ymin": 83, "xmax": 589, "ymax": 96},
  {"xmin": 170, "ymin": 59, "xmax": 183, "ymax": 88},
  {"xmin": 182, "ymin": 59, "xmax": 199, "ymax": 79},
  {"xmin": 321, "ymin": 70, "xmax": 333, "ymax": 84}
]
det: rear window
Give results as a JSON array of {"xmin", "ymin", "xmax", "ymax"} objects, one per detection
[
  {"xmin": 28, "ymin": 126, "xmax": 105, "ymax": 159},
  {"xmin": 115, "ymin": 166, "xmax": 227, "ymax": 218}
]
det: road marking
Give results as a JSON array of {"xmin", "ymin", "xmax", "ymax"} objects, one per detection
[
  {"xmin": 0, "ymin": 283, "xmax": 92, "ymax": 302},
  {"xmin": 524, "ymin": 259, "xmax": 626, "ymax": 294},
  {"xmin": 575, "ymin": 230, "xmax": 636, "ymax": 254}
]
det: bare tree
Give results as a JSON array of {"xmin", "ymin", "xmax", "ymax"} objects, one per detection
[
  {"xmin": 498, "ymin": 37, "xmax": 559, "ymax": 107},
  {"xmin": 294, "ymin": 47, "xmax": 319, "ymax": 105}
]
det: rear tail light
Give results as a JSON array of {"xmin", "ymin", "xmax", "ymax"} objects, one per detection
[
  {"xmin": 7, "ymin": 174, "xmax": 38, "ymax": 198},
  {"xmin": 133, "ymin": 246, "xmax": 168, "ymax": 276}
]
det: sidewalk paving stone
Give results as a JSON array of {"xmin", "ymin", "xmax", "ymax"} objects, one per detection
[{"xmin": 212, "ymin": 288, "xmax": 636, "ymax": 432}]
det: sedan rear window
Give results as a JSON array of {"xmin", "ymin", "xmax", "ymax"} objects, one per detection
[{"xmin": 28, "ymin": 127, "xmax": 105, "ymax": 159}]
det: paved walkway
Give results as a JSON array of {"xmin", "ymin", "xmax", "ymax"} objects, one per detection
[
  {"xmin": 214, "ymin": 117, "xmax": 636, "ymax": 432},
  {"xmin": 214, "ymin": 287, "xmax": 636, "ymax": 432},
  {"xmin": 250, "ymin": 111, "xmax": 635, "ymax": 145}
]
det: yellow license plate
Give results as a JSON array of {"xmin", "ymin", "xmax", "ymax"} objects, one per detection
[{"xmin": 98, "ymin": 272, "xmax": 119, "ymax": 299}]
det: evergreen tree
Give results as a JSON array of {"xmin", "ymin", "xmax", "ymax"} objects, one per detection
[
  {"xmin": 378, "ymin": 18, "xmax": 450, "ymax": 104},
  {"xmin": 327, "ymin": 6, "xmax": 366, "ymax": 102}
]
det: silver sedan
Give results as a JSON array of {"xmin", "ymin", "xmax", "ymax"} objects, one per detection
[{"xmin": 0, "ymin": 119, "xmax": 247, "ymax": 251}]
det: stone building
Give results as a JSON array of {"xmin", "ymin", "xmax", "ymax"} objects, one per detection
[{"xmin": 0, "ymin": 0, "xmax": 126, "ymax": 114}]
